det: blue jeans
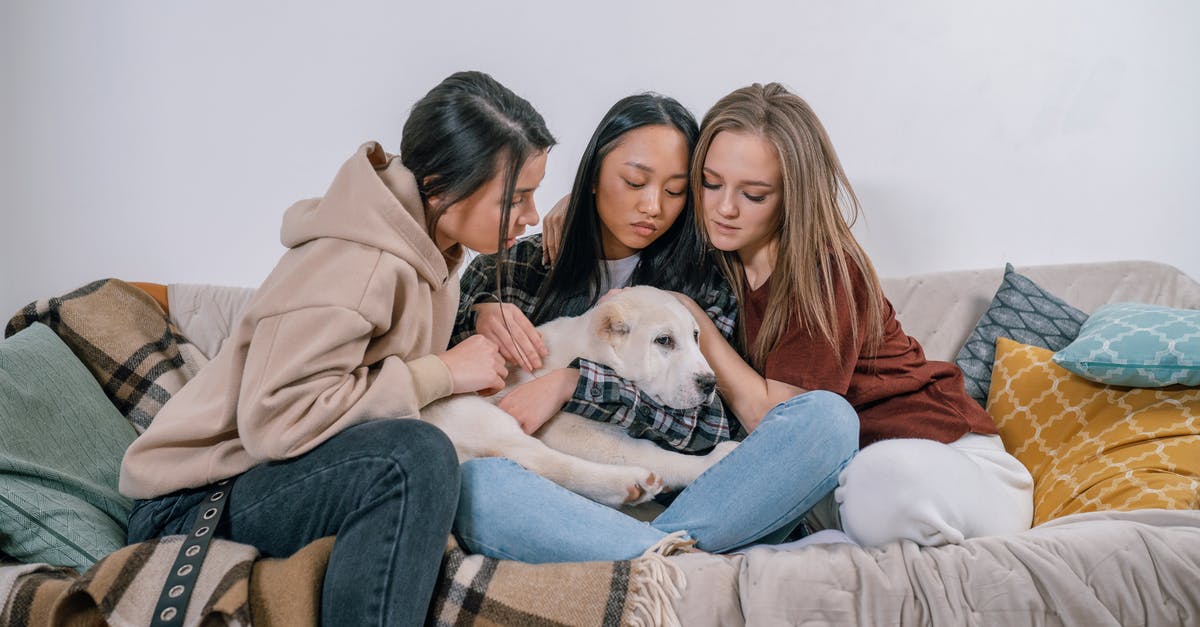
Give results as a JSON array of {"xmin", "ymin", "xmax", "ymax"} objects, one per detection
[
  {"xmin": 453, "ymin": 390, "xmax": 859, "ymax": 563},
  {"xmin": 127, "ymin": 419, "xmax": 460, "ymax": 627}
]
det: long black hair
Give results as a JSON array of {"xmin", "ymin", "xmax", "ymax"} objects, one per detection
[
  {"xmin": 531, "ymin": 93, "xmax": 705, "ymax": 324},
  {"xmin": 401, "ymin": 71, "xmax": 555, "ymax": 264}
]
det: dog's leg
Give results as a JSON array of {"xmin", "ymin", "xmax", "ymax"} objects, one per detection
[
  {"xmin": 499, "ymin": 436, "xmax": 666, "ymax": 507},
  {"xmin": 536, "ymin": 413, "xmax": 739, "ymax": 491},
  {"xmin": 422, "ymin": 397, "xmax": 664, "ymax": 507}
]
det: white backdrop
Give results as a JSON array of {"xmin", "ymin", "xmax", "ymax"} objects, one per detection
[{"xmin": 3, "ymin": 0, "xmax": 1198, "ymax": 316}]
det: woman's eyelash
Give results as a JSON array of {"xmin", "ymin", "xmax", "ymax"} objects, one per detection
[
  {"xmin": 702, "ymin": 180, "xmax": 764, "ymax": 202},
  {"xmin": 624, "ymin": 179, "xmax": 645, "ymax": 189},
  {"xmin": 665, "ymin": 189, "xmax": 684, "ymax": 197}
]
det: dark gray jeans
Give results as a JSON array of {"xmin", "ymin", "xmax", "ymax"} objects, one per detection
[{"xmin": 128, "ymin": 419, "xmax": 460, "ymax": 627}]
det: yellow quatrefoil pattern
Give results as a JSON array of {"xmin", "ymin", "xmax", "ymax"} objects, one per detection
[{"xmin": 987, "ymin": 337, "xmax": 1200, "ymax": 525}]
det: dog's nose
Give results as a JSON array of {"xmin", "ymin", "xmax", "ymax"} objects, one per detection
[{"xmin": 695, "ymin": 373, "xmax": 717, "ymax": 396}]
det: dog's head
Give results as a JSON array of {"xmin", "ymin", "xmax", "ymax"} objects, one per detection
[{"xmin": 589, "ymin": 286, "xmax": 717, "ymax": 410}]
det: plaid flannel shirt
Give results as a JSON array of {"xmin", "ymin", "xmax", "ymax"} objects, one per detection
[{"xmin": 453, "ymin": 234, "xmax": 742, "ymax": 453}]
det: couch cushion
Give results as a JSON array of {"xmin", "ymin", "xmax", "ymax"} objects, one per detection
[
  {"xmin": 0, "ymin": 323, "xmax": 138, "ymax": 571},
  {"xmin": 987, "ymin": 337, "xmax": 1200, "ymax": 525},
  {"xmin": 1053, "ymin": 302, "xmax": 1200, "ymax": 388},
  {"xmin": 953, "ymin": 264, "xmax": 1088, "ymax": 406}
]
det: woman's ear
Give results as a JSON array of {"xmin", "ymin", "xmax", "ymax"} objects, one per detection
[{"xmin": 422, "ymin": 176, "xmax": 443, "ymax": 208}]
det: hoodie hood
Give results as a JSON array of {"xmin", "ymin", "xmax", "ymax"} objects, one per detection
[{"xmin": 280, "ymin": 141, "xmax": 450, "ymax": 286}]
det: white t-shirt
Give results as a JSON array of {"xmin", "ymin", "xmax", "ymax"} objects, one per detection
[{"xmin": 598, "ymin": 253, "xmax": 641, "ymax": 296}]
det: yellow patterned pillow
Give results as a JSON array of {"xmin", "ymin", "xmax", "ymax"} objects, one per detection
[{"xmin": 987, "ymin": 337, "xmax": 1200, "ymax": 525}]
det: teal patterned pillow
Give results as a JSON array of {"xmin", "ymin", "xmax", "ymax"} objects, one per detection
[
  {"xmin": 954, "ymin": 264, "xmax": 1089, "ymax": 406},
  {"xmin": 1052, "ymin": 303, "xmax": 1200, "ymax": 387}
]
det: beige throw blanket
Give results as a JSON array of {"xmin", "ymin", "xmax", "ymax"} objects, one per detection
[{"xmin": 671, "ymin": 509, "xmax": 1200, "ymax": 626}]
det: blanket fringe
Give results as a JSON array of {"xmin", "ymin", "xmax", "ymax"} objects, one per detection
[{"xmin": 623, "ymin": 531, "xmax": 691, "ymax": 627}]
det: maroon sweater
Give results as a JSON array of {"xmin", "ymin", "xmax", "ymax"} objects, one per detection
[{"xmin": 744, "ymin": 266, "xmax": 997, "ymax": 448}]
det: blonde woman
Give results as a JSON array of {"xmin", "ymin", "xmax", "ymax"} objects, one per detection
[{"xmin": 676, "ymin": 83, "xmax": 1034, "ymax": 546}]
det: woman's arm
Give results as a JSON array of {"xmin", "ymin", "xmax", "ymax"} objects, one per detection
[
  {"xmin": 238, "ymin": 306, "xmax": 504, "ymax": 461},
  {"xmin": 453, "ymin": 237, "xmax": 550, "ymax": 370},
  {"xmin": 672, "ymin": 295, "xmax": 808, "ymax": 432}
]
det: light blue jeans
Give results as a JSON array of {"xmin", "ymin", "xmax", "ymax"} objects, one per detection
[{"xmin": 453, "ymin": 390, "xmax": 860, "ymax": 563}]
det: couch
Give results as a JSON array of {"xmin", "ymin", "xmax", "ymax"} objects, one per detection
[{"xmin": 2, "ymin": 259, "xmax": 1199, "ymax": 626}]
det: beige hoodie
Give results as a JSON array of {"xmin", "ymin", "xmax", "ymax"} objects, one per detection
[{"xmin": 120, "ymin": 142, "xmax": 459, "ymax": 500}]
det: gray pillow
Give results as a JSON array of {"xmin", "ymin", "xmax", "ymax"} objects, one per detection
[
  {"xmin": 955, "ymin": 264, "xmax": 1089, "ymax": 406},
  {"xmin": 0, "ymin": 323, "xmax": 137, "ymax": 570}
]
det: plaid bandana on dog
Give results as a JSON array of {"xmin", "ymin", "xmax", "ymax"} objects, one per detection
[{"xmin": 454, "ymin": 235, "xmax": 743, "ymax": 453}]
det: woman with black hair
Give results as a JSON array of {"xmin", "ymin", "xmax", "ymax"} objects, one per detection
[
  {"xmin": 452, "ymin": 93, "xmax": 740, "ymax": 454},
  {"xmin": 449, "ymin": 94, "xmax": 854, "ymax": 565},
  {"xmin": 121, "ymin": 71, "xmax": 555, "ymax": 626}
]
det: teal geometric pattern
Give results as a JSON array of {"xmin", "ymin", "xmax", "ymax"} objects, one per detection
[
  {"xmin": 955, "ymin": 264, "xmax": 1089, "ymax": 406},
  {"xmin": 1053, "ymin": 302, "xmax": 1200, "ymax": 388}
]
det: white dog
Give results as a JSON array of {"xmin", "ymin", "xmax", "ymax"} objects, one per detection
[{"xmin": 421, "ymin": 286, "xmax": 737, "ymax": 507}]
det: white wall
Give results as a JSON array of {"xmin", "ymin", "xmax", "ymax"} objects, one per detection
[{"xmin": 3, "ymin": 0, "xmax": 1198, "ymax": 316}]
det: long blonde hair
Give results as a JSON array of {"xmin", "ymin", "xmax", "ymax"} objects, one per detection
[{"xmin": 692, "ymin": 83, "xmax": 885, "ymax": 370}]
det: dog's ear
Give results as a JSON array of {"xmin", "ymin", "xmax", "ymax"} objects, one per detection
[{"xmin": 593, "ymin": 300, "xmax": 631, "ymax": 342}]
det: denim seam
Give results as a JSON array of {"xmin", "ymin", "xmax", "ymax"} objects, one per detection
[{"xmin": 373, "ymin": 459, "xmax": 407, "ymax": 626}]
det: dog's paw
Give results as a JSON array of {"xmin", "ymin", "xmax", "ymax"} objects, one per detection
[{"xmin": 623, "ymin": 469, "xmax": 663, "ymax": 505}]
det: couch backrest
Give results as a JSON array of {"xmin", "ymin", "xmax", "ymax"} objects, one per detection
[
  {"xmin": 168, "ymin": 284, "xmax": 256, "ymax": 360},
  {"xmin": 883, "ymin": 260, "xmax": 1200, "ymax": 362},
  {"xmin": 169, "ymin": 260, "xmax": 1200, "ymax": 364}
]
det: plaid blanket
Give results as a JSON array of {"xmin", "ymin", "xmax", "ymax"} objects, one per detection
[
  {"xmin": 1, "ymin": 533, "xmax": 685, "ymax": 627},
  {"xmin": 4, "ymin": 279, "xmax": 208, "ymax": 433},
  {"xmin": 430, "ymin": 535, "xmax": 687, "ymax": 627},
  {"xmin": 0, "ymin": 535, "xmax": 332, "ymax": 626},
  {"xmin": 1, "ymin": 279, "xmax": 689, "ymax": 626}
]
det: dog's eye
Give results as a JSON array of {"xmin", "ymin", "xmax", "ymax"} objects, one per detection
[
  {"xmin": 693, "ymin": 330, "xmax": 700, "ymax": 342},
  {"xmin": 654, "ymin": 335, "xmax": 675, "ymax": 349}
]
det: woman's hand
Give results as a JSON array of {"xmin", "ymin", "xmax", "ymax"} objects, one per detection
[
  {"xmin": 498, "ymin": 368, "xmax": 579, "ymax": 434},
  {"xmin": 436, "ymin": 334, "xmax": 508, "ymax": 395},
  {"xmin": 669, "ymin": 291, "xmax": 707, "ymax": 321},
  {"xmin": 472, "ymin": 303, "xmax": 548, "ymax": 372},
  {"xmin": 598, "ymin": 287, "xmax": 626, "ymax": 303},
  {"xmin": 541, "ymin": 193, "xmax": 570, "ymax": 266},
  {"xmin": 667, "ymin": 291, "xmax": 808, "ymax": 432}
]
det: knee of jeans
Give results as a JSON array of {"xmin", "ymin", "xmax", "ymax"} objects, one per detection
[
  {"xmin": 769, "ymin": 390, "xmax": 859, "ymax": 461},
  {"xmin": 344, "ymin": 420, "xmax": 461, "ymax": 488}
]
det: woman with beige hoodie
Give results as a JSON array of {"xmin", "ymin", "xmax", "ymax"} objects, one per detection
[{"xmin": 120, "ymin": 71, "xmax": 555, "ymax": 626}]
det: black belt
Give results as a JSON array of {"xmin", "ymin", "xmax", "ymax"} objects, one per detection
[{"xmin": 150, "ymin": 478, "xmax": 232, "ymax": 626}]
